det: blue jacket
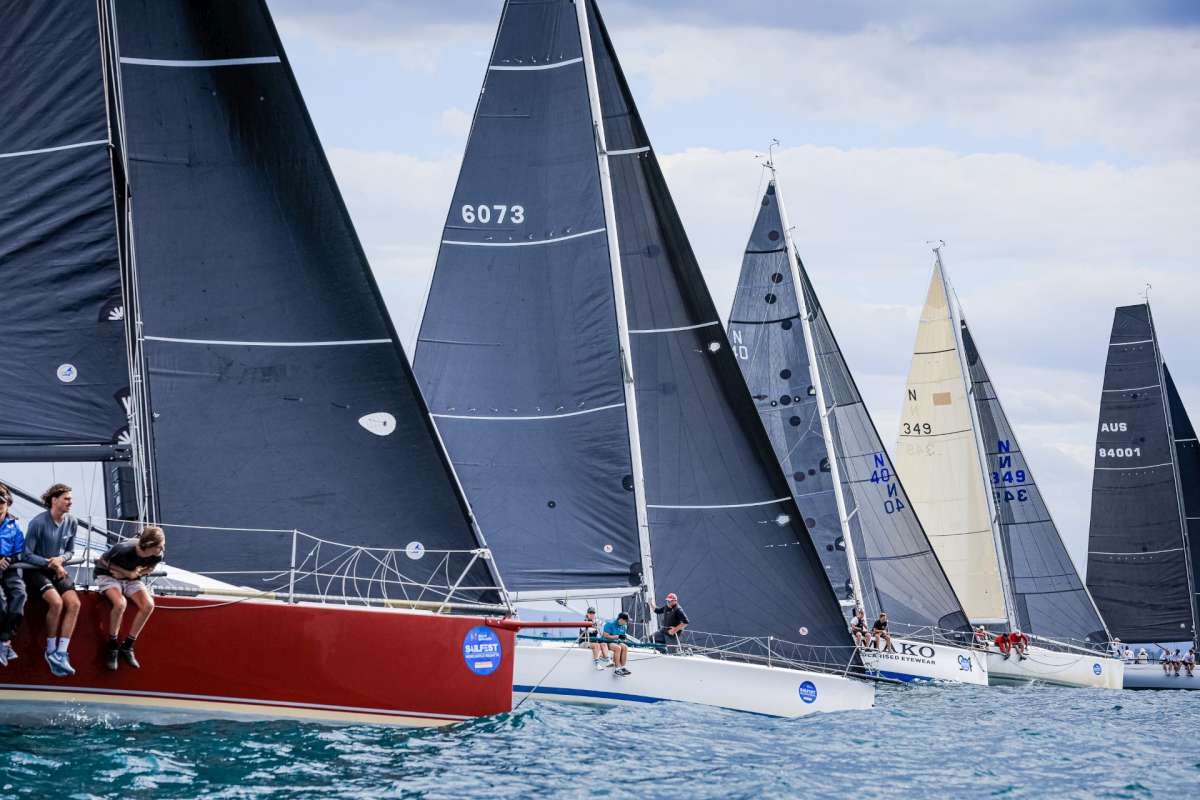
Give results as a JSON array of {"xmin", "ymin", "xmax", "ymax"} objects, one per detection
[{"xmin": 0, "ymin": 515, "xmax": 24, "ymax": 559}]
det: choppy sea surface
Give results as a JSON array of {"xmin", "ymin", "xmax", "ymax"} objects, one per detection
[{"xmin": 1, "ymin": 683, "xmax": 1196, "ymax": 799}]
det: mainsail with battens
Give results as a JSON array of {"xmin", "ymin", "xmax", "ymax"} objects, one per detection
[
  {"xmin": 896, "ymin": 248, "xmax": 1109, "ymax": 646},
  {"xmin": 415, "ymin": 0, "xmax": 855, "ymax": 656},
  {"xmin": 728, "ymin": 177, "xmax": 968, "ymax": 638},
  {"xmin": 1086, "ymin": 304, "xmax": 1197, "ymax": 648}
]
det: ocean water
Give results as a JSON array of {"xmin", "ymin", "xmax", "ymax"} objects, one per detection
[{"xmin": 1, "ymin": 684, "xmax": 1196, "ymax": 799}]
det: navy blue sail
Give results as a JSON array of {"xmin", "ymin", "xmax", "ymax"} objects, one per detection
[
  {"xmin": 961, "ymin": 322, "xmax": 1107, "ymax": 644},
  {"xmin": 112, "ymin": 0, "xmax": 495, "ymax": 594},
  {"xmin": 1165, "ymin": 365, "xmax": 1200, "ymax": 631},
  {"xmin": 414, "ymin": 1, "xmax": 639, "ymax": 592},
  {"xmin": 1086, "ymin": 304, "xmax": 1194, "ymax": 643},
  {"xmin": 0, "ymin": 1, "xmax": 129, "ymax": 459},
  {"xmin": 729, "ymin": 181, "xmax": 968, "ymax": 633}
]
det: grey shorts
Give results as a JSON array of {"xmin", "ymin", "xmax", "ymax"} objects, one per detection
[{"xmin": 95, "ymin": 574, "xmax": 151, "ymax": 598}]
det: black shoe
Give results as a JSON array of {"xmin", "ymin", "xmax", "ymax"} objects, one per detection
[
  {"xmin": 106, "ymin": 647, "xmax": 119, "ymax": 671},
  {"xmin": 120, "ymin": 647, "xmax": 141, "ymax": 669},
  {"xmin": 614, "ymin": 667, "xmax": 631, "ymax": 677}
]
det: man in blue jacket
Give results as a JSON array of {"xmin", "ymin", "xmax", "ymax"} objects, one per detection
[
  {"xmin": 0, "ymin": 485, "xmax": 26, "ymax": 667},
  {"xmin": 22, "ymin": 484, "xmax": 81, "ymax": 677}
]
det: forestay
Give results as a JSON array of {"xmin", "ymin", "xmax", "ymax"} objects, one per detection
[
  {"xmin": 1087, "ymin": 305, "xmax": 1195, "ymax": 643},
  {"xmin": 729, "ymin": 182, "xmax": 967, "ymax": 633}
]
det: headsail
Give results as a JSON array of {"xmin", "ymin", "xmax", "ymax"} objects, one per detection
[
  {"xmin": 895, "ymin": 257, "xmax": 1010, "ymax": 624},
  {"xmin": 0, "ymin": 2, "xmax": 129, "ymax": 459},
  {"xmin": 1165, "ymin": 365, "xmax": 1200, "ymax": 633},
  {"xmin": 961, "ymin": 322, "xmax": 1108, "ymax": 644},
  {"xmin": 1087, "ymin": 305, "xmax": 1195, "ymax": 643},
  {"xmin": 418, "ymin": 0, "xmax": 853, "ymax": 651},
  {"xmin": 730, "ymin": 180, "xmax": 968, "ymax": 633},
  {"xmin": 112, "ymin": 0, "xmax": 495, "ymax": 594}
]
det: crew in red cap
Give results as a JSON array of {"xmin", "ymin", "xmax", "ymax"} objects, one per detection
[
  {"xmin": 650, "ymin": 592, "xmax": 689, "ymax": 653},
  {"xmin": 1008, "ymin": 629, "xmax": 1029, "ymax": 660}
]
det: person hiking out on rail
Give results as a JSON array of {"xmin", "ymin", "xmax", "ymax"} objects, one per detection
[
  {"xmin": 0, "ymin": 485, "xmax": 26, "ymax": 668},
  {"xmin": 21, "ymin": 483, "xmax": 80, "ymax": 677},
  {"xmin": 578, "ymin": 606, "xmax": 610, "ymax": 669},
  {"xmin": 1007, "ymin": 629, "xmax": 1030, "ymax": 660},
  {"xmin": 849, "ymin": 607, "xmax": 870, "ymax": 649},
  {"xmin": 650, "ymin": 592, "xmax": 689, "ymax": 652},
  {"xmin": 95, "ymin": 526, "xmax": 165, "ymax": 671},
  {"xmin": 601, "ymin": 612, "xmax": 632, "ymax": 676},
  {"xmin": 870, "ymin": 612, "xmax": 894, "ymax": 652}
]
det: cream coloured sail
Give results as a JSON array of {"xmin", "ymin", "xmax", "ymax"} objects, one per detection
[{"xmin": 894, "ymin": 255, "xmax": 1008, "ymax": 623}]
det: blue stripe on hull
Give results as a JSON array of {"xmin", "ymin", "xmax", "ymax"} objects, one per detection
[
  {"xmin": 512, "ymin": 684, "xmax": 665, "ymax": 704},
  {"xmin": 870, "ymin": 670, "xmax": 935, "ymax": 684}
]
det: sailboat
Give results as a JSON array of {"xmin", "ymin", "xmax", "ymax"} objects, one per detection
[
  {"xmin": 0, "ymin": 0, "xmax": 516, "ymax": 725},
  {"xmin": 414, "ymin": 0, "xmax": 873, "ymax": 717},
  {"xmin": 728, "ymin": 169, "xmax": 986, "ymax": 685},
  {"xmin": 1086, "ymin": 303, "xmax": 1198, "ymax": 689},
  {"xmin": 894, "ymin": 246, "xmax": 1122, "ymax": 689}
]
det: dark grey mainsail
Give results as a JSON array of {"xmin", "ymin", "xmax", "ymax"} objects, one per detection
[
  {"xmin": 961, "ymin": 322, "xmax": 1108, "ymax": 644},
  {"xmin": 1087, "ymin": 304, "xmax": 1195, "ymax": 643},
  {"xmin": 729, "ymin": 180, "xmax": 968, "ymax": 633},
  {"xmin": 105, "ymin": 0, "xmax": 496, "ymax": 595},
  {"xmin": 1165, "ymin": 365, "xmax": 1200, "ymax": 629},
  {"xmin": 417, "ymin": 0, "xmax": 853, "ymax": 652},
  {"xmin": 0, "ymin": 2, "xmax": 129, "ymax": 460}
]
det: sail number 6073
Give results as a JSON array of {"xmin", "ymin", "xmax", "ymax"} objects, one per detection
[{"xmin": 461, "ymin": 204, "xmax": 524, "ymax": 224}]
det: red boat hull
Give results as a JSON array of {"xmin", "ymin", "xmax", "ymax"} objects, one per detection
[{"xmin": 0, "ymin": 590, "xmax": 515, "ymax": 726}]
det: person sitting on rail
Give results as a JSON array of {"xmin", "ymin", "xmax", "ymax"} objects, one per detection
[
  {"xmin": 95, "ymin": 526, "xmax": 165, "ymax": 671},
  {"xmin": 973, "ymin": 625, "xmax": 990, "ymax": 649},
  {"xmin": 1108, "ymin": 637, "xmax": 1122, "ymax": 659},
  {"xmin": 870, "ymin": 612, "xmax": 894, "ymax": 652},
  {"xmin": 578, "ymin": 607, "xmax": 610, "ymax": 669},
  {"xmin": 650, "ymin": 592, "xmax": 689, "ymax": 653},
  {"xmin": 1122, "ymin": 646, "xmax": 1134, "ymax": 662},
  {"xmin": 601, "ymin": 612, "xmax": 632, "ymax": 676},
  {"xmin": 994, "ymin": 631, "xmax": 1011, "ymax": 658},
  {"xmin": 1171, "ymin": 649, "xmax": 1184, "ymax": 676},
  {"xmin": 1161, "ymin": 648, "xmax": 1173, "ymax": 674},
  {"xmin": 849, "ymin": 607, "xmax": 870, "ymax": 648},
  {"xmin": 1136, "ymin": 647, "xmax": 1148, "ymax": 664},
  {"xmin": 0, "ymin": 486, "xmax": 26, "ymax": 668},
  {"xmin": 1008, "ymin": 629, "xmax": 1030, "ymax": 660},
  {"xmin": 21, "ymin": 483, "xmax": 80, "ymax": 677},
  {"xmin": 1184, "ymin": 648, "xmax": 1196, "ymax": 678}
]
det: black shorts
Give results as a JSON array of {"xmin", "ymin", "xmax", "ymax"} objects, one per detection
[{"xmin": 24, "ymin": 568, "xmax": 76, "ymax": 597}]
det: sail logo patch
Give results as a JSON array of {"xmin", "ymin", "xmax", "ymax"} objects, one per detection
[
  {"xmin": 1093, "ymin": 663, "xmax": 1102, "ymax": 676},
  {"xmin": 358, "ymin": 412, "xmax": 396, "ymax": 436},
  {"xmin": 957, "ymin": 654, "xmax": 972, "ymax": 671},
  {"xmin": 932, "ymin": 392, "xmax": 952, "ymax": 406},
  {"xmin": 798, "ymin": 680, "xmax": 818, "ymax": 704},
  {"xmin": 56, "ymin": 364, "xmax": 78, "ymax": 383},
  {"xmin": 463, "ymin": 626, "xmax": 502, "ymax": 676}
]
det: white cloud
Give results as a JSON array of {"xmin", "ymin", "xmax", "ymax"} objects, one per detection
[{"xmin": 436, "ymin": 107, "xmax": 473, "ymax": 141}]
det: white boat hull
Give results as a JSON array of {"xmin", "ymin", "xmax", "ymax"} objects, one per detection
[
  {"xmin": 1122, "ymin": 662, "xmax": 1200, "ymax": 689},
  {"xmin": 986, "ymin": 646, "xmax": 1123, "ymax": 689},
  {"xmin": 859, "ymin": 638, "xmax": 988, "ymax": 685},
  {"xmin": 513, "ymin": 642, "xmax": 874, "ymax": 717}
]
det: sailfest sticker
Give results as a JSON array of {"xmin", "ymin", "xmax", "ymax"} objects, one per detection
[
  {"xmin": 57, "ymin": 364, "xmax": 78, "ymax": 383},
  {"xmin": 798, "ymin": 680, "xmax": 818, "ymax": 704},
  {"xmin": 1093, "ymin": 663, "xmax": 1102, "ymax": 676},
  {"xmin": 463, "ymin": 626, "xmax": 502, "ymax": 676}
]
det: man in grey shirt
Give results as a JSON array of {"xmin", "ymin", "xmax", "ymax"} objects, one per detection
[{"xmin": 22, "ymin": 483, "xmax": 81, "ymax": 677}]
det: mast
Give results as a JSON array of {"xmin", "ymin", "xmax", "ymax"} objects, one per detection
[
  {"xmin": 574, "ymin": 1, "xmax": 656, "ymax": 610},
  {"xmin": 936, "ymin": 246, "xmax": 1018, "ymax": 630},
  {"xmin": 1150, "ymin": 304, "xmax": 1200, "ymax": 646},
  {"xmin": 772, "ymin": 164, "xmax": 863, "ymax": 612}
]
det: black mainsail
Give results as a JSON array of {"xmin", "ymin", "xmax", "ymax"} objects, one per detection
[
  {"xmin": 729, "ymin": 178, "xmax": 968, "ymax": 634},
  {"xmin": 416, "ymin": 0, "xmax": 852, "ymax": 652},
  {"xmin": 1087, "ymin": 304, "xmax": 1196, "ymax": 644},
  {"xmin": 0, "ymin": 2, "xmax": 129, "ymax": 461}
]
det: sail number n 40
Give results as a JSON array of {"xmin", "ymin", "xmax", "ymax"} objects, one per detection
[
  {"xmin": 1098, "ymin": 447, "xmax": 1141, "ymax": 458},
  {"xmin": 901, "ymin": 422, "xmax": 932, "ymax": 435},
  {"xmin": 461, "ymin": 204, "xmax": 525, "ymax": 224}
]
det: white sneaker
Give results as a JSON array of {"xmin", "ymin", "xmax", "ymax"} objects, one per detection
[
  {"xmin": 593, "ymin": 659, "xmax": 605, "ymax": 670},
  {"xmin": 3, "ymin": 642, "xmax": 16, "ymax": 661}
]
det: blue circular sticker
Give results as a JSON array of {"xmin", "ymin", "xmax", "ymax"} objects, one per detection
[
  {"xmin": 1092, "ymin": 663, "xmax": 1102, "ymax": 675},
  {"xmin": 798, "ymin": 680, "xmax": 818, "ymax": 704},
  {"xmin": 463, "ymin": 626, "xmax": 502, "ymax": 676}
]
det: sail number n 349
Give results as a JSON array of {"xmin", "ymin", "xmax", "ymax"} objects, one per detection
[
  {"xmin": 461, "ymin": 204, "xmax": 524, "ymax": 224},
  {"xmin": 901, "ymin": 422, "xmax": 932, "ymax": 435}
]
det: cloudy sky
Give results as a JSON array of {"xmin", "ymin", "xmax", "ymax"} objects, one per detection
[
  {"xmin": 262, "ymin": 0, "xmax": 1199, "ymax": 572},
  {"xmin": 10, "ymin": 2, "xmax": 1197, "ymax": 576}
]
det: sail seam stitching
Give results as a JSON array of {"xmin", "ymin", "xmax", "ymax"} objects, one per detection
[
  {"xmin": 1110, "ymin": 339, "xmax": 1154, "ymax": 346},
  {"xmin": 646, "ymin": 497, "xmax": 790, "ymax": 510},
  {"xmin": 628, "ymin": 321, "xmax": 719, "ymax": 334},
  {"xmin": 441, "ymin": 227, "xmax": 605, "ymax": 247},
  {"xmin": 488, "ymin": 57, "xmax": 583, "ymax": 71},
  {"xmin": 431, "ymin": 402, "xmax": 624, "ymax": 421},
  {"xmin": 120, "ymin": 56, "xmax": 281, "ymax": 67},
  {"xmin": 0, "ymin": 139, "xmax": 108, "ymax": 159},
  {"xmin": 1089, "ymin": 548, "xmax": 1183, "ymax": 555},
  {"xmin": 1102, "ymin": 384, "xmax": 1159, "ymax": 392},
  {"xmin": 144, "ymin": 336, "xmax": 390, "ymax": 347},
  {"xmin": 1094, "ymin": 462, "xmax": 1172, "ymax": 470}
]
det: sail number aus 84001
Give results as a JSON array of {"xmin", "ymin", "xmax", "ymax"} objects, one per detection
[
  {"xmin": 1098, "ymin": 447, "xmax": 1141, "ymax": 458},
  {"xmin": 461, "ymin": 204, "xmax": 524, "ymax": 224},
  {"xmin": 901, "ymin": 422, "xmax": 932, "ymax": 435}
]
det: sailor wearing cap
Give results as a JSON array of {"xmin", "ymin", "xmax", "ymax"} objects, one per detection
[{"xmin": 650, "ymin": 592, "xmax": 689, "ymax": 653}]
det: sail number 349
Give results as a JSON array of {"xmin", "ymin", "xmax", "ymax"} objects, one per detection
[{"xmin": 461, "ymin": 204, "xmax": 524, "ymax": 224}]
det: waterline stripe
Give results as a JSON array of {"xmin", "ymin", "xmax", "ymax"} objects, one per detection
[
  {"xmin": 1094, "ymin": 462, "xmax": 1172, "ymax": 470},
  {"xmin": 0, "ymin": 139, "xmax": 107, "ymax": 159},
  {"xmin": 629, "ymin": 320, "xmax": 719, "ymax": 334},
  {"xmin": 646, "ymin": 497, "xmax": 790, "ymax": 510},
  {"xmin": 608, "ymin": 146, "xmax": 650, "ymax": 156},
  {"xmin": 1103, "ymin": 384, "xmax": 1159, "ymax": 393},
  {"xmin": 489, "ymin": 57, "xmax": 582, "ymax": 71},
  {"xmin": 145, "ymin": 336, "xmax": 389, "ymax": 347},
  {"xmin": 432, "ymin": 402, "xmax": 624, "ymax": 421},
  {"xmin": 442, "ymin": 227, "xmax": 605, "ymax": 248},
  {"xmin": 121, "ymin": 56, "xmax": 280, "ymax": 67}
]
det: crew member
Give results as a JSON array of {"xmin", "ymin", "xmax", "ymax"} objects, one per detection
[
  {"xmin": 0, "ymin": 486, "xmax": 26, "ymax": 667},
  {"xmin": 578, "ymin": 607, "xmax": 610, "ymax": 669},
  {"xmin": 95, "ymin": 526, "xmax": 165, "ymax": 670},
  {"xmin": 1008, "ymin": 629, "xmax": 1029, "ymax": 660},
  {"xmin": 871, "ymin": 612, "xmax": 894, "ymax": 652},
  {"xmin": 21, "ymin": 484, "xmax": 80, "ymax": 677},
  {"xmin": 849, "ymin": 608, "xmax": 870, "ymax": 648},
  {"xmin": 994, "ymin": 631, "xmax": 1011, "ymax": 658},
  {"xmin": 650, "ymin": 592, "xmax": 689, "ymax": 653},
  {"xmin": 601, "ymin": 611, "xmax": 632, "ymax": 676},
  {"xmin": 973, "ymin": 625, "xmax": 989, "ymax": 649}
]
